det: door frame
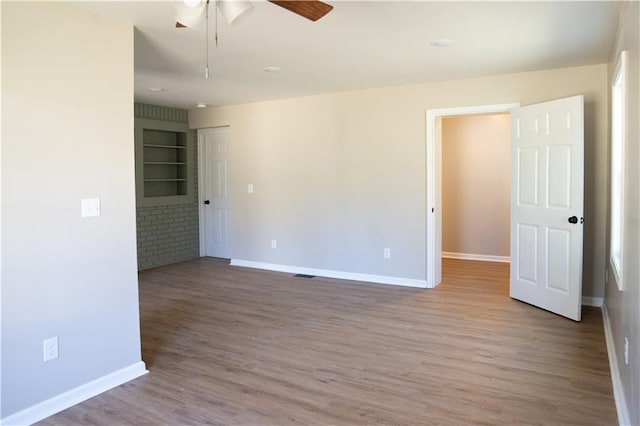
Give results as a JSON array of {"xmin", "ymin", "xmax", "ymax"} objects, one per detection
[
  {"xmin": 197, "ymin": 125, "xmax": 231, "ymax": 257},
  {"xmin": 425, "ymin": 103, "xmax": 520, "ymax": 288}
]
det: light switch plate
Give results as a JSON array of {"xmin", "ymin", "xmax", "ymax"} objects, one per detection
[{"xmin": 81, "ymin": 198, "xmax": 101, "ymax": 218}]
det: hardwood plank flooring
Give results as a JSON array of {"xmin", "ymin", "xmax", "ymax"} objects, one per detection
[{"xmin": 38, "ymin": 258, "xmax": 617, "ymax": 425}]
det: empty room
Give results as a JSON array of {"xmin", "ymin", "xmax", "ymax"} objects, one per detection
[{"xmin": 1, "ymin": 1, "xmax": 638, "ymax": 425}]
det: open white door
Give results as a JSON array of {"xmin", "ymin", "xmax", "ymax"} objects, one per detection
[{"xmin": 510, "ymin": 95, "xmax": 584, "ymax": 321}]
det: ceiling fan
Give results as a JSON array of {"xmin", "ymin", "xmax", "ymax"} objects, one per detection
[
  {"xmin": 176, "ymin": 0, "xmax": 334, "ymax": 29},
  {"xmin": 175, "ymin": 0, "xmax": 333, "ymax": 80}
]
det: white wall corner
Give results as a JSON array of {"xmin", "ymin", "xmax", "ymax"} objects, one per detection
[
  {"xmin": 602, "ymin": 305, "xmax": 631, "ymax": 426},
  {"xmin": 0, "ymin": 362, "xmax": 148, "ymax": 426}
]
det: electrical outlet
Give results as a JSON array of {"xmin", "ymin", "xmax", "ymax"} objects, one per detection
[
  {"xmin": 271, "ymin": 239, "xmax": 277, "ymax": 249},
  {"xmin": 81, "ymin": 198, "xmax": 100, "ymax": 218},
  {"xmin": 384, "ymin": 248, "xmax": 391, "ymax": 259},
  {"xmin": 43, "ymin": 337, "xmax": 59, "ymax": 362},
  {"xmin": 624, "ymin": 337, "xmax": 629, "ymax": 365}
]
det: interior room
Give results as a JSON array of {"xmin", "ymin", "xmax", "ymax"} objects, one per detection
[{"xmin": 1, "ymin": 1, "xmax": 638, "ymax": 425}]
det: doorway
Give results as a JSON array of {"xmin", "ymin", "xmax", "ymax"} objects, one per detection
[
  {"xmin": 198, "ymin": 126, "xmax": 232, "ymax": 259},
  {"xmin": 441, "ymin": 113, "xmax": 511, "ymax": 264},
  {"xmin": 426, "ymin": 103, "xmax": 519, "ymax": 288}
]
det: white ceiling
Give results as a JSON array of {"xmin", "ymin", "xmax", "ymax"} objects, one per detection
[{"xmin": 77, "ymin": 1, "xmax": 621, "ymax": 109}]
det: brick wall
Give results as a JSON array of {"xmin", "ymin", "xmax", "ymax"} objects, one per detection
[{"xmin": 135, "ymin": 103, "xmax": 199, "ymax": 270}]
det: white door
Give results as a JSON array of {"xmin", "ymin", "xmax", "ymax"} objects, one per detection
[
  {"xmin": 199, "ymin": 127, "xmax": 232, "ymax": 259},
  {"xmin": 510, "ymin": 95, "xmax": 584, "ymax": 321}
]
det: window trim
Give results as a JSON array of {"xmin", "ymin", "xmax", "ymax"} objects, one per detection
[{"xmin": 610, "ymin": 51, "xmax": 627, "ymax": 291}]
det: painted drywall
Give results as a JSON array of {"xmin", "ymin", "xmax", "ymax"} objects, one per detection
[
  {"xmin": 134, "ymin": 103, "xmax": 199, "ymax": 270},
  {"xmin": 191, "ymin": 64, "xmax": 608, "ymax": 298},
  {"xmin": 1, "ymin": 2, "xmax": 144, "ymax": 419},
  {"xmin": 442, "ymin": 114, "xmax": 510, "ymax": 258},
  {"xmin": 604, "ymin": 1, "xmax": 640, "ymax": 424}
]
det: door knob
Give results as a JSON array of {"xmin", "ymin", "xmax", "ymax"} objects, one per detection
[
  {"xmin": 568, "ymin": 216, "xmax": 578, "ymax": 224},
  {"xmin": 204, "ymin": 200, "xmax": 210, "ymax": 205}
]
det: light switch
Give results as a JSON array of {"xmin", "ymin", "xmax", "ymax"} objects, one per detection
[
  {"xmin": 81, "ymin": 198, "xmax": 101, "ymax": 218},
  {"xmin": 248, "ymin": 184, "xmax": 254, "ymax": 194}
]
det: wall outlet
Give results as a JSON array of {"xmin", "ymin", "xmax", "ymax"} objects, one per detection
[
  {"xmin": 271, "ymin": 239, "xmax": 277, "ymax": 249},
  {"xmin": 43, "ymin": 336, "xmax": 59, "ymax": 362},
  {"xmin": 384, "ymin": 248, "xmax": 391, "ymax": 259},
  {"xmin": 81, "ymin": 198, "xmax": 101, "ymax": 218},
  {"xmin": 624, "ymin": 337, "xmax": 629, "ymax": 365}
]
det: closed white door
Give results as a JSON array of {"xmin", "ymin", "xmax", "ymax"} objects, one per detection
[
  {"xmin": 199, "ymin": 127, "xmax": 232, "ymax": 259},
  {"xmin": 510, "ymin": 95, "xmax": 584, "ymax": 321}
]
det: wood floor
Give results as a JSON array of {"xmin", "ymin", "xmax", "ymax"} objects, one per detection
[{"xmin": 39, "ymin": 258, "xmax": 617, "ymax": 425}]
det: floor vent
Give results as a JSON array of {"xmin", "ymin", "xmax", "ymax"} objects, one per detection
[{"xmin": 294, "ymin": 274, "xmax": 316, "ymax": 279}]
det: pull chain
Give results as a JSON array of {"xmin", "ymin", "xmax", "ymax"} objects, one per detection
[{"xmin": 205, "ymin": 0, "xmax": 210, "ymax": 79}]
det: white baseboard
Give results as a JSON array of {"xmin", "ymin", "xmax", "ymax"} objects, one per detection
[
  {"xmin": 582, "ymin": 296, "xmax": 604, "ymax": 307},
  {"xmin": 442, "ymin": 252, "xmax": 510, "ymax": 263},
  {"xmin": 1, "ymin": 361, "xmax": 148, "ymax": 426},
  {"xmin": 230, "ymin": 259, "xmax": 428, "ymax": 288},
  {"xmin": 602, "ymin": 305, "xmax": 631, "ymax": 426}
]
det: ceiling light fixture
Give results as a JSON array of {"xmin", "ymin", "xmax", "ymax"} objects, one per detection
[
  {"xmin": 177, "ymin": 0, "xmax": 255, "ymax": 80},
  {"xmin": 148, "ymin": 87, "xmax": 165, "ymax": 92},
  {"xmin": 217, "ymin": 0, "xmax": 254, "ymax": 25},
  {"xmin": 430, "ymin": 38, "xmax": 456, "ymax": 47},
  {"xmin": 177, "ymin": 0, "xmax": 253, "ymax": 27},
  {"xmin": 196, "ymin": 103, "xmax": 207, "ymax": 108}
]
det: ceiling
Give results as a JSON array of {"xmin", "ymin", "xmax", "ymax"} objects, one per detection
[{"xmin": 77, "ymin": 1, "xmax": 621, "ymax": 109}]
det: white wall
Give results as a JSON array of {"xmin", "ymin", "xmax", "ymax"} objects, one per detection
[
  {"xmin": 604, "ymin": 2, "xmax": 640, "ymax": 424},
  {"xmin": 1, "ymin": 2, "xmax": 145, "ymax": 420},
  {"xmin": 191, "ymin": 63, "xmax": 608, "ymax": 298},
  {"xmin": 442, "ymin": 114, "xmax": 510, "ymax": 258}
]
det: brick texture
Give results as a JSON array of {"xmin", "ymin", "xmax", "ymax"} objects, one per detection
[{"xmin": 135, "ymin": 103, "xmax": 199, "ymax": 270}]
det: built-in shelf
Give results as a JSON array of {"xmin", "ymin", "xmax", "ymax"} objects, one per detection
[
  {"xmin": 144, "ymin": 162, "xmax": 187, "ymax": 165},
  {"xmin": 135, "ymin": 118, "xmax": 193, "ymax": 206},
  {"xmin": 143, "ymin": 144, "xmax": 187, "ymax": 149}
]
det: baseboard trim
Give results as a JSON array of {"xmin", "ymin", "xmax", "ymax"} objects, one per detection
[
  {"xmin": 602, "ymin": 305, "xmax": 631, "ymax": 426},
  {"xmin": 582, "ymin": 296, "xmax": 604, "ymax": 307},
  {"xmin": 442, "ymin": 252, "xmax": 510, "ymax": 263},
  {"xmin": 230, "ymin": 259, "xmax": 428, "ymax": 288},
  {"xmin": 1, "ymin": 361, "xmax": 148, "ymax": 426}
]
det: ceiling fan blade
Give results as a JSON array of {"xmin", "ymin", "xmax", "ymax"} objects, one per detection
[{"xmin": 267, "ymin": 0, "xmax": 333, "ymax": 21}]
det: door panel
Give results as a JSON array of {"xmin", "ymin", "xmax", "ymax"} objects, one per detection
[
  {"xmin": 517, "ymin": 147, "xmax": 539, "ymax": 206},
  {"xmin": 516, "ymin": 223, "xmax": 538, "ymax": 283},
  {"xmin": 510, "ymin": 95, "xmax": 584, "ymax": 321},
  {"xmin": 547, "ymin": 145, "xmax": 571, "ymax": 208}
]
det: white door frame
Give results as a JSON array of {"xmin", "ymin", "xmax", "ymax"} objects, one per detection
[
  {"xmin": 197, "ymin": 126, "xmax": 231, "ymax": 257},
  {"xmin": 426, "ymin": 103, "xmax": 520, "ymax": 288}
]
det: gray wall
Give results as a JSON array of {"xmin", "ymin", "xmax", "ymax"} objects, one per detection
[
  {"xmin": 190, "ymin": 63, "xmax": 608, "ymax": 298},
  {"xmin": 134, "ymin": 103, "xmax": 199, "ymax": 270},
  {"xmin": 605, "ymin": 2, "xmax": 640, "ymax": 424},
  {"xmin": 1, "ymin": 2, "xmax": 143, "ymax": 418}
]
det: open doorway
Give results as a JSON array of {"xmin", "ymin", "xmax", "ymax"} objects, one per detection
[
  {"xmin": 441, "ymin": 113, "xmax": 511, "ymax": 264},
  {"xmin": 426, "ymin": 103, "xmax": 519, "ymax": 288},
  {"xmin": 440, "ymin": 113, "xmax": 511, "ymax": 289}
]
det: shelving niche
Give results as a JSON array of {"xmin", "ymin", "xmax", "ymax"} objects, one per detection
[{"xmin": 135, "ymin": 118, "xmax": 193, "ymax": 207}]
